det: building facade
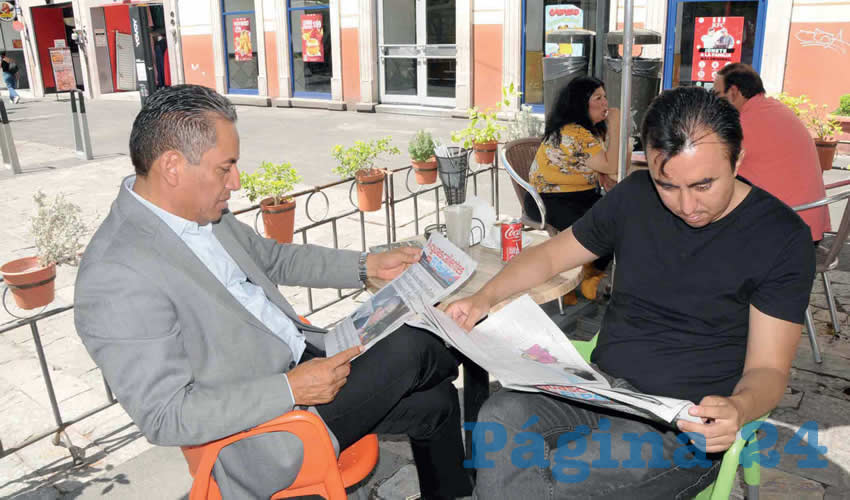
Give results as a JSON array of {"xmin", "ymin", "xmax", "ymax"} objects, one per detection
[{"xmin": 11, "ymin": 0, "xmax": 850, "ymax": 114}]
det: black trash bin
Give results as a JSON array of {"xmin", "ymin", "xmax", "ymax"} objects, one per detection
[
  {"xmin": 543, "ymin": 29, "xmax": 595, "ymax": 120},
  {"xmin": 602, "ymin": 29, "xmax": 662, "ymax": 137}
]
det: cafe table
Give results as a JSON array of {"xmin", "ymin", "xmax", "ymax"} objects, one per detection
[{"xmin": 370, "ymin": 230, "xmax": 583, "ymax": 458}]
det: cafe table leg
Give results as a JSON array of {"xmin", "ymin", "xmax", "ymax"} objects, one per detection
[{"xmin": 462, "ymin": 356, "xmax": 490, "ymax": 460}]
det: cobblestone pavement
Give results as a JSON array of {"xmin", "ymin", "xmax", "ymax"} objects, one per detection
[{"xmin": 1, "ymin": 101, "xmax": 849, "ymax": 499}]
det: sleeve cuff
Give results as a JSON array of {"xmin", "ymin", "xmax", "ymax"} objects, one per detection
[{"xmin": 282, "ymin": 373, "xmax": 297, "ymax": 408}]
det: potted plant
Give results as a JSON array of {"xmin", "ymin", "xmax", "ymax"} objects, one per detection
[
  {"xmin": 1, "ymin": 191, "xmax": 88, "ymax": 310},
  {"xmin": 408, "ymin": 130, "xmax": 438, "ymax": 185},
  {"xmin": 831, "ymin": 93, "xmax": 850, "ymax": 155},
  {"xmin": 451, "ymin": 84, "xmax": 520, "ymax": 164},
  {"xmin": 332, "ymin": 137, "xmax": 400, "ymax": 212},
  {"xmin": 806, "ymin": 103, "xmax": 842, "ymax": 171},
  {"xmin": 240, "ymin": 161, "xmax": 302, "ymax": 243}
]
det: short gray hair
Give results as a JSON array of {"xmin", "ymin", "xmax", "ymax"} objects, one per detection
[{"xmin": 129, "ymin": 85, "xmax": 237, "ymax": 176}]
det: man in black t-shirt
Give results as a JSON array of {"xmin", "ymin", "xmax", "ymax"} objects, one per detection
[{"xmin": 447, "ymin": 87, "xmax": 815, "ymax": 499}]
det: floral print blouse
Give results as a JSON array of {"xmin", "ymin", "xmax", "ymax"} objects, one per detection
[{"xmin": 529, "ymin": 124, "xmax": 603, "ymax": 193}]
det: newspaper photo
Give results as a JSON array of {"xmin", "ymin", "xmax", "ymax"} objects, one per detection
[
  {"xmin": 324, "ymin": 233, "xmax": 477, "ymax": 356},
  {"xmin": 417, "ymin": 295, "xmax": 701, "ymax": 426}
]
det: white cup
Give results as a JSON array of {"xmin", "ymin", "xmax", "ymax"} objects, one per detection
[{"xmin": 444, "ymin": 205, "xmax": 473, "ymax": 250}]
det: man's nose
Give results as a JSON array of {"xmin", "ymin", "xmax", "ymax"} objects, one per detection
[
  {"xmin": 679, "ymin": 189, "xmax": 696, "ymax": 215},
  {"xmin": 228, "ymin": 165, "xmax": 241, "ymax": 191}
]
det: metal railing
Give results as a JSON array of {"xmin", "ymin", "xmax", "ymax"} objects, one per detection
[{"xmin": 0, "ymin": 157, "xmax": 501, "ymax": 464}]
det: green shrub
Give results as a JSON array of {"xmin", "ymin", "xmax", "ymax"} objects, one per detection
[
  {"xmin": 408, "ymin": 130, "xmax": 436, "ymax": 162},
  {"xmin": 239, "ymin": 161, "xmax": 302, "ymax": 205},
  {"xmin": 835, "ymin": 94, "xmax": 850, "ymax": 116},
  {"xmin": 332, "ymin": 137, "xmax": 401, "ymax": 179}
]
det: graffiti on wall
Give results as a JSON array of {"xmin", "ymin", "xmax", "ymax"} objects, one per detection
[{"xmin": 794, "ymin": 27, "xmax": 850, "ymax": 54}]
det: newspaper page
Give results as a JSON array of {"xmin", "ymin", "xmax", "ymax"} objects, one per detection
[
  {"xmin": 418, "ymin": 295, "xmax": 699, "ymax": 426},
  {"xmin": 324, "ymin": 233, "xmax": 477, "ymax": 356}
]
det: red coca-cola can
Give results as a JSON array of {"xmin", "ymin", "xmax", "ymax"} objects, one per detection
[{"xmin": 501, "ymin": 220, "xmax": 523, "ymax": 263}]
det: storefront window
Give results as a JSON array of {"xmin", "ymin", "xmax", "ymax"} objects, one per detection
[
  {"xmin": 0, "ymin": 21, "xmax": 28, "ymax": 89},
  {"xmin": 523, "ymin": 0, "xmax": 598, "ymax": 107},
  {"xmin": 665, "ymin": 1, "xmax": 762, "ymax": 89},
  {"xmin": 222, "ymin": 0, "xmax": 259, "ymax": 94},
  {"xmin": 289, "ymin": 0, "xmax": 331, "ymax": 97}
]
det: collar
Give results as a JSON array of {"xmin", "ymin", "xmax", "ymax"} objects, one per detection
[
  {"xmin": 124, "ymin": 176, "xmax": 208, "ymax": 237},
  {"xmin": 740, "ymin": 93, "xmax": 765, "ymax": 115}
]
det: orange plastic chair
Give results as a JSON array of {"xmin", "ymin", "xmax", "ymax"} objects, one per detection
[
  {"xmin": 182, "ymin": 317, "xmax": 379, "ymax": 500},
  {"xmin": 182, "ymin": 410, "xmax": 379, "ymax": 500}
]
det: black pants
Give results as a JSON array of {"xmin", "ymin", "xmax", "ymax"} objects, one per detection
[
  {"xmin": 524, "ymin": 189, "xmax": 613, "ymax": 272},
  {"xmin": 316, "ymin": 325, "xmax": 472, "ymax": 499}
]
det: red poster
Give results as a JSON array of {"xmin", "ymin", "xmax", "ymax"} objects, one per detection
[
  {"xmin": 233, "ymin": 17, "xmax": 252, "ymax": 61},
  {"xmin": 690, "ymin": 16, "xmax": 744, "ymax": 82},
  {"xmin": 301, "ymin": 13, "xmax": 324, "ymax": 63}
]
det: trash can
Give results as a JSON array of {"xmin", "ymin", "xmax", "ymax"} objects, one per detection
[
  {"xmin": 543, "ymin": 29, "xmax": 596, "ymax": 120},
  {"xmin": 602, "ymin": 29, "xmax": 662, "ymax": 137}
]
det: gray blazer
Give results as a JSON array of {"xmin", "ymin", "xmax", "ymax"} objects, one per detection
[{"xmin": 74, "ymin": 179, "xmax": 362, "ymax": 494}]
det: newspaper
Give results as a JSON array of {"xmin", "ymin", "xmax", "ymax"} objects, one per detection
[
  {"xmin": 416, "ymin": 294, "xmax": 702, "ymax": 426},
  {"xmin": 324, "ymin": 233, "xmax": 477, "ymax": 356}
]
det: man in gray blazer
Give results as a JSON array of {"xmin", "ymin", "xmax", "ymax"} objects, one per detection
[{"xmin": 74, "ymin": 85, "xmax": 473, "ymax": 499}]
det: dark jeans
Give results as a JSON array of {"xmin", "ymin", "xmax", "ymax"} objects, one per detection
[
  {"xmin": 214, "ymin": 326, "xmax": 471, "ymax": 499},
  {"xmin": 524, "ymin": 190, "xmax": 612, "ymax": 272},
  {"xmin": 318, "ymin": 325, "xmax": 472, "ymax": 498},
  {"xmin": 472, "ymin": 391, "xmax": 720, "ymax": 499}
]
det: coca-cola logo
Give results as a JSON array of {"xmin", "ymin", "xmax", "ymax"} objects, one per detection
[{"xmin": 504, "ymin": 226, "xmax": 522, "ymax": 240}]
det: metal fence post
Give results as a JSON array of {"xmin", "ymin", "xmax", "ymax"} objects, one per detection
[
  {"xmin": 76, "ymin": 91, "xmax": 93, "ymax": 160},
  {"xmin": 0, "ymin": 100, "xmax": 21, "ymax": 174}
]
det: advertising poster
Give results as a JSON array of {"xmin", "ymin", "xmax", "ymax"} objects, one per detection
[
  {"xmin": 301, "ymin": 13, "xmax": 324, "ymax": 62},
  {"xmin": 691, "ymin": 16, "xmax": 744, "ymax": 82},
  {"xmin": 48, "ymin": 47, "xmax": 77, "ymax": 92},
  {"xmin": 0, "ymin": 2, "xmax": 14, "ymax": 22},
  {"xmin": 544, "ymin": 5, "xmax": 584, "ymax": 57},
  {"xmin": 233, "ymin": 17, "xmax": 252, "ymax": 61}
]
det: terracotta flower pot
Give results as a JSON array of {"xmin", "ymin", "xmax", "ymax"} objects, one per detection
[
  {"xmin": 412, "ymin": 157, "xmax": 438, "ymax": 185},
  {"xmin": 355, "ymin": 170, "xmax": 385, "ymax": 212},
  {"xmin": 0, "ymin": 257, "xmax": 56, "ymax": 310},
  {"xmin": 260, "ymin": 197, "xmax": 296, "ymax": 244},
  {"xmin": 831, "ymin": 115, "xmax": 850, "ymax": 155},
  {"xmin": 473, "ymin": 141, "xmax": 498, "ymax": 164},
  {"xmin": 815, "ymin": 140, "xmax": 837, "ymax": 171}
]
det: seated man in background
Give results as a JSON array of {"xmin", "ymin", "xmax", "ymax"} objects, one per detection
[
  {"xmin": 74, "ymin": 85, "xmax": 472, "ymax": 500},
  {"xmin": 447, "ymin": 87, "xmax": 815, "ymax": 499},
  {"xmin": 714, "ymin": 62, "xmax": 829, "ymax": 243}
]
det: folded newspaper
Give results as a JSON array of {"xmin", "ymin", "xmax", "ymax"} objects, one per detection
[
  {"xmin": 324, "ymin": 233, "xmax": 477, "ymax": 357},
  {"xmin": 416, "ymin": 294, "xmax": 703, "ymax": 427}
]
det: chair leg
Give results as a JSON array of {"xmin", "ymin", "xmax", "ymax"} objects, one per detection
[
  {"xmin": 558, "ymin": 295, "xmax": 564, "ymax": 315},
  {"xmin": 743, "ymin": 432, "xmax": 761, "ymax": 500},
  {"xmin": 804, "ymin": 307, "xmax": 823, "ymax": 364},
  {"xmin": 822, "ymin": 272, "xmax": 841, "ymax": 335},
  {"xmin": 747, "ymin": 485, "xmax": 760, "ymax": 500}
]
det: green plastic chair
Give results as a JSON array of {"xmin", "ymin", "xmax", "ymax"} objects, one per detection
[{"xmin": 571, "ymin": 335, "xmax": 765, "ymax": 500}]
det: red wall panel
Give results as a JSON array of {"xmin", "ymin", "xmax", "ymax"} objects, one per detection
[
  {"xmin": 31, "ymin": 6, "xmax": 66, "ymax": 89},
  {"xmin": 103, "ymin": 5, "xmax": 131, "ymax": 92}
]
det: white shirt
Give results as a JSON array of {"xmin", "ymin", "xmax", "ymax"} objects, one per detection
[{"xmin": 125, "ymin": 177, "xmax": 306, "ymax": 394}]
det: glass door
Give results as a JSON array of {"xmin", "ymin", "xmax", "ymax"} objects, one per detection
[
  {"xmin": 378, "ymin": 0, "xmax": 456, "ymax": 107},
  {"xmin": 663, "ymin": 0, "xmax": 766, "ymax": 89},
  {"xmin": 222, "ymin": 0, "xmax": 259, "ymax": 94},
  {"xmin": 288, "ymin": 0, "xmax": 332, "ymax": 99}
]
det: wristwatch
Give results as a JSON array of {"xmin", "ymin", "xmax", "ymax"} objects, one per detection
[{"xmin": 358, "ymin": 252, "xmax": 369, "ymax": 285}]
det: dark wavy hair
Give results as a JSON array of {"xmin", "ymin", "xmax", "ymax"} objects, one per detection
[
  {"xmin": 543, "ymin": 76, "xmax": 608, "ymax": 146},
  {"xmin": 641, "ymin": 86, "xmax": 742, "ymax": 176}
]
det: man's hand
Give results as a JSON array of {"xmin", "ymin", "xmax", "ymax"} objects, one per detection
[
  {"xmin": 367, "ymin": 246, "xmax": 422, "ymax": 281},
  {"xmin": 287, "ymin": 346, "xmax": 361, "ymax": 406},
  {"xmin": 445, "ymin": 293, "xmax": 493, "ymax": 332},
  {"xmin": 677, "ymin": 395, "xmax": 744, "ymax": 453}
]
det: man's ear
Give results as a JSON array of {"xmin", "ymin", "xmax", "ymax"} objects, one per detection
[
  {"xmin": 733, "ymin": 149, "xmax": 745, "ymax": 177},
  {"xmin": 156, "ymin": 150, "xmax": 185, "ymax": 187}
]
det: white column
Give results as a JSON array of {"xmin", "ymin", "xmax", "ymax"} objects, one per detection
[
  {"xmin": 643, "ymin": 0, "xmax": 667, "ymax": 59},
  {"xmin": 329, "ymin": 0, "xmax": 343, "ymax": 102},
  {"xmin": 274, "ymin": 0, "xmax": 292, "ymax": 99},
  {"xmin": 254, "ymin": 0, "xmax": 268, "ymax": 96},
  {"xmin": 357, "ymin": 0, "xmax": 378, "ymax": 110},
  {"xmin": 501, "ymin": 0, "xmax": 522, "ymax": 114},
  {"xmin": 72, "ymin": 0, "xmax": 96, "ymax": 99},
  {"xmin": 209, "ymin": 0, "xmax": 226, "ymax": 93},
  {"xmin": 454, "ymin": 0, "xmax": 472, "ymax": 113},
  {"xmin": 760, "ymin": 0, "xmax": 792, "ymax": 94},
  {"xmin": 166, "ymin": 0, "xmax": 185, "ymax": 84},
  {"xmin": 19, "ymin": 1, "xmax": 44, "ymax": 98}
]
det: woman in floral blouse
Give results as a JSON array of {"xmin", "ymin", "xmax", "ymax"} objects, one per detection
[{"xmin": 525, "ymin": 76, "xmax": 622, "ymax": 300}]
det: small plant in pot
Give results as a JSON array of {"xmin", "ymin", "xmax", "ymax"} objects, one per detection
[
  {"xmin": 332, "ymin": 137, "xmax": 400, "ymax": 212},
  {"xmin": 408, "ymin": 130, "xmax": 438, "ymax": 185},
  {"xmin": 240, "ymin": 161, "xmax": 302, "ymax": 244},
  {"xmin": 451, "ymin": 107, "xmax": 504, "ymax": 164},
  {"xmin": 806, "ymin": 104, "xmax": 842, "ymax": 171},
  {"xmin": 1, "ymin": 191, "xmax": 88, "ymax": 310}
]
